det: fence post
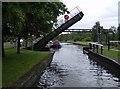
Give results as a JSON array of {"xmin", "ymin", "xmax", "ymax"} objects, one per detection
[
  {"xmin": 96, "ymin": 45, "xmax": 98, "ymax": 53},
  {"xmin": 89, "ymin": 43, "xmax": 92, "ymax": 49},
  {"xmin": 93, "ymin": 44, "xmax": 95, "ymax": 52},
  {"xmin": 101, "ymin": 46, "xmax": 103, "ymax": 54}
]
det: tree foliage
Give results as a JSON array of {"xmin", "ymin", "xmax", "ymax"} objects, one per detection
[
  {"xmin": 118, "ymin": 24, "xmax": 120, "ymax": 41},
  {"xmin": 55, "ymin": 32, "xmax": 92, "ymax": 42},
  {"xmin": 2, "ymin": 2, "xmax": 68, "ymax": 54},
  {"xmin": 55, "ymin": 21, "xmax": 118, "ymax": 44}
]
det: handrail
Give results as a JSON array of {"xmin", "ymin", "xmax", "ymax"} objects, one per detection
[
  {"xmin": 89, "ymin": 42, "xmax": 103, "ymax": 46},
  {"xmin": 54, "ymin": 6, "xmax": 82, "ymax": 29}
]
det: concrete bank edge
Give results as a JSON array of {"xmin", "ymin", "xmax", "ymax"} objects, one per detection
[
  {"xmin": 84, "ymin": 48, "xmax": 120, "ymax": 77},
  {"xmin": 8, "ymin": 51, "xmax": 55, "ymax": 88},
  {"xmin": 70, "ymin": 42, "xmax": 120, "ymax": 77}
]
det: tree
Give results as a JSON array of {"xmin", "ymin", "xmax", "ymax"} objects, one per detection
[
  {"xmin": 92, "ymin": 21, "xmax": 104, "ymax": 43},
  {"xmin": 21, "ymin": 2, "xmax": 69, "ymax": 49},
  {"xmin": 2, "ymin": 2, "xmax": 69, "ymax": 55},
  {"xmin": 108, "ymin": 26, "xmax": 117, "ymax": 41},
  {"xmin": 118, "ymin": 24, "xmax": 120, "ymax": 41},
  {"xmin": 3, "ymin": 2, "xmax": 26, "ymax": 54},
  {"xmin": 92, "ymin": 22, "xmax": 99, "ymax": 42}
]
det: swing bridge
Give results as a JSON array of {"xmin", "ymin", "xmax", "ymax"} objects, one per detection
[
  {"xmin": 27, "ymin": 6, "xmax": 109, "ymax": 50},
  {"xmin": 31, "ymin": 6, "xmax": 84, "ymax": 50}
]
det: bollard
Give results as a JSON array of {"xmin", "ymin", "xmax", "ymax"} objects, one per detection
[
  {"xmin": 96, "ymin": 45, "xmax": 98, "ymax": 53},
  {"xmin": 93, "ymin": 44, "xmax": 95, "ymax": 52},
  {"xmin": 101, "ymin": 46, "xmax": 103, "ymax": 54},
  {"xmin": 89, "ymin": 43, "xmax": 92, "ymax": 49},
  {"xmin": 107, "ymin": 41, "xmax": 110, "ymax": 51}
]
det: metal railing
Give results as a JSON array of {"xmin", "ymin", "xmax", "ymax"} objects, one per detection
[{"xmin": 54, "ymin": 6, "xmax": 82, "ymax": 29}]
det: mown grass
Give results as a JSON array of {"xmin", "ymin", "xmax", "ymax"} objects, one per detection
[
  {"xmin": 74, "ymin": 41, "xmax": 89, "ymax": 45},
  {"xmin": 96, "ymin": 46, "xmax": 120, "ymax": 63},
  {"xmin": 101, "ymin": 48, "xmax": 120, "ymax": 63},
  {"xmin": 67, "ymin": 41, "xmax": 90, "ymax": 45},
  {"xmin": 3, "ymin": 48, "xmax": 49, "ymax": 87}
]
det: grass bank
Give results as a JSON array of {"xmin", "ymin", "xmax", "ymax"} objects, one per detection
[
  {"xmin": 67, "ymin": 41, "xmax": 89, "ymax": 46},
  {"xmin": 3, "ymin": 48, "xmax": 49, "ymax": 87},
  {"xmin": 100, "ymin": 48, "xmax": 120, "ymax": 63},
  {"xmin": 93, "ymin": 45, "xmax": 120, "ymax": 63}
]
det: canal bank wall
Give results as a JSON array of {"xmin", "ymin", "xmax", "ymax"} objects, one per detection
[
  {"xmin": 69, "ymin": 42, "xmax": 120, "ymax": 77},
  {"xmin": 10, "ymin": 51, "xmax": 55, "ymax": 88},
  {"xmin": 67, "ymin": 42, "xmax": 89, "ymax": 47},
  {"xmin": 84, "ymin": 48, "xmax": 120, "ymax": 77}
]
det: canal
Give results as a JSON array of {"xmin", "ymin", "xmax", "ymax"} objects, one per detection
[{"xmin": 37, "ymin": 43, "xmax": 120, "ymax": 88}]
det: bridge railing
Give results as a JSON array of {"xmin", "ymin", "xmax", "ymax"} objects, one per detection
[
  {"xmin": 54, "ymin": 6, "xmax": 82, "ymax": 29},
  {"xmin": 64, "ymin": 29, "xmax": 92, "ymax": 32}
]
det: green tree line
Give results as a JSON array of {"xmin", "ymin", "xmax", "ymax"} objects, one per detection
[
  {"xmin": 55, "ymin": 32, "xmax": 92, "ymax": 42},
  {"xmin": 55, "ymin": 21, "xmax": 119, "ymax": 43},
  {"xmin": 2, "ymin": 2, "xmax": 69, "ymax": 56}
]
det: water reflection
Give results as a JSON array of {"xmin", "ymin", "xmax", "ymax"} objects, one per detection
[
  {"xmin": 37, "ymin": 43, "xmax": 120, "ymax": 88},
  {"xmin": 89, "ymin": 57, "xmax": 120, "ymax": 87},
  {"xmin": 38, "ymin": 61, "xmax": 68, "ymax": 88}
]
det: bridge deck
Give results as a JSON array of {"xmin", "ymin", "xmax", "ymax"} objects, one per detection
[{"xmin": 64, "ymin": 29, "xmax": 92, "ymax": 32}]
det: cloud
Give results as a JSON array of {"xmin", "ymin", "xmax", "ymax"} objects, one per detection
[
  {"xmin": 118, "ymin": 1, "xmax": 120, "ymax": 24},
  {"xmin": 61, "ymin": 0, "xmax": 119, "ymax": 29}
]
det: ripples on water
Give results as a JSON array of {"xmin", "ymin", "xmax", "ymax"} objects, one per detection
[
  {"xmin": 38, "ymin": 62, "xmax": 68, "ymax": 88},
  {"xmin": 37, "ymin": 43, "xmax": 120, "ymax": 88}
]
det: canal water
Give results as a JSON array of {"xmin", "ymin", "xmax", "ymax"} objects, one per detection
[{"xmin": 37, "ymin": 43, "xmax": 120, "ymax": 88}]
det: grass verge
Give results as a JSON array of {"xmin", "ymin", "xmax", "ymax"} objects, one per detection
[
  {"xmin": 102, "ymin": 49, "xmax": 120, "ymax": 63},
  {"xmin": 67, "ymin": 41, "xmax": 90, "ymax": 46},
  {"xmin": 3, "ymin": 48, "xmax": 49, "ymax": 87},
  {"xmin": 96, "ymin": 47, "xmax": 120, "ymax": 63}
]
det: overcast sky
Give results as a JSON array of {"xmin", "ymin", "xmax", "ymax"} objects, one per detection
[{"xmin": 61, "ymin": 0, "xmax": 119, "ymax": 29}]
